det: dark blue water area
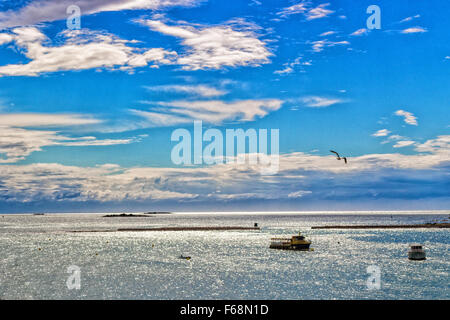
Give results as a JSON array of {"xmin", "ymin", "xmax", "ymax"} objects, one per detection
[{"xmin": 350, "ymin": 229, "xmax": 450, "ymax": 245}]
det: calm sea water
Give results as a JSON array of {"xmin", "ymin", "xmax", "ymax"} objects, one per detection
[{"xmin": 0, "ymin": 212, "xmax": 449, "ymax": 300}]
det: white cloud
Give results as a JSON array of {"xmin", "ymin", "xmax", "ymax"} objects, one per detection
[
  {"xmin": 0, "ymin": 113, "xmax": 142, "ymax": 163},
  {"xmin": 0, "ymin": 0, "xmax": 202, "ymax": 28},
  {"xmin": 276, "ymin": 2, "xmax": 308, "ymax": 18},
  {"xmin": 399, "ymin": 14, "xmax": 420, "ymax": 24},
  {"xmin": 277, "ymin": 2, "xmax": 333, "ymax": 20},
  {"xmin": 274, "ymin": 56, "xmax": 310, "ymax": 74},
  {"xmin": 144, "ymin": 84, "xmax": 227, "ymax": 97},
  {"xmin": 0, "ymin": 126, "xmax": 62, "ymax": 163},
  {"xmin": 378, "ymin": 134, "xmax": 419, "ymax": 149},
  {"xmin": 415, "ymin": 135, "xmax": 450, "ymax": 154},
  {"xmin": 133, "ymin": 99, "xmax": 283, "ymax": 126},
  {"xmin": 0, "ymin": 163, "xmax": 199, "ymax": 202},
  {"xmin": 393, "ymin": 140, "xmax": 416, "ymax": 148},
  {"xmin": 137, "ymin": 18, "xmax": 272, "ymax": 70},
  {"xmin": 301, "ymin": 96, "xmax": 344, "ymax": 107},
  {"xmin": 395, "ymin": 109, "xmax": 418, "ymax": 125},
  {"xmin": 401, "ymin": 27, "xmax": 427, "ymax": 34},
  {"xmin": 249, "ymin": 0, "xmax": 262, "ymax": 6},
  {"xmin": 350, "ymin": 28, "xmax": 368, "ymax": 36},
  {"xmin": 278, "ymin": 147, "xmax": 449, "ymax": 173},
  {"xmin": 310, "ymin": 39, "xmax": 349, "ymax": 52},
  {"xmin": 0, "ymin": 138, "xmax": 448, "ymax": 204},
  {"xmin": 0, "ymin": 27, "xmax": 177, "ymax": 76},
  {"xmin": 0, "ymin": 126, "xmax": 143, "ymax": 163},
  {"xmin": 0, "ymin": 113, "xmax": 101, "ymax": 127},
  {"xmin": 274, "ymin": 66, "xmax": 293, "ymax": 75},
  {"xmin": 0, "ymin": 33, "xmax": 13, "ymax": 45},
  {"xmin": 319, "ymin": 31, "xmax": 336, "ymax": 37},
  {"xmin": 389, "ymin": 134, "xmax": 409, "ymax": 141},
  {"xmin": 129, "ymin": 109, "xmax": 190, "ymax": 127},
  {"xmin": 1, "ymin": 19, "xmax": 273, "ymax": 76},
  {"xmin": 372, "ymin": 129, "xmax": 391, "ymax": 137},
  {"xmin": 306, "ymin": 3, "xmax": 333, "ymax": 20}
]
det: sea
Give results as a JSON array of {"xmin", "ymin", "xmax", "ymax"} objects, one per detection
[{"xmin": 0, "ymin": 211, "xmax": 449, "ymax": 300}]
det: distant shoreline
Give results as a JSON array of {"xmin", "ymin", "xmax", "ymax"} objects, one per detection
[
  {"xmin": 1, "ymin": 210, "xmax": 448, "ymax": 215},
  {"xmin": 70, "ymin": 226, "xmax": 260, "ymax": 232},
  {"xmin": 103, "ymin": 212, "xmax": 172, "ymax": 217},
  {"xmin": 312, "ymin": 223, "xmax": 450, "ymax": 229}
]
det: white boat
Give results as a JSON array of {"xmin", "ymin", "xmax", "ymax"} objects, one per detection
[{"xmin": 408, "ymin": 244, "xmax": 426, "ymax": 260}]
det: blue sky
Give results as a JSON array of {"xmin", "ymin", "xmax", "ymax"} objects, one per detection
[{"xmin": 0, "ymin": 0, "xmax": 449, "ymax": 213}]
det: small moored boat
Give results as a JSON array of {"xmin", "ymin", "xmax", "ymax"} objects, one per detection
[
  {"xmin": 408, "ymin": 244, "xmax": 426, "ymax": 260},
  {"xmin": 270, "ymin": 232, "xmax": 311, "ymax": 251}
]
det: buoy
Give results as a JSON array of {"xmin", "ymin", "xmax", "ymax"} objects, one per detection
[{"xmin": 38, "ymin": 248, "xmax": 41, "ymax": 251}]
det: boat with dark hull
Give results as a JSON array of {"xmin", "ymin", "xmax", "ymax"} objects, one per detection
[
  {"xmin": 408, "ymin": 244, "xmax": 426, "ymax": 260},
  {"xmin": 270, "ymin": 232, "xmax": 312, "ymax": 251}
]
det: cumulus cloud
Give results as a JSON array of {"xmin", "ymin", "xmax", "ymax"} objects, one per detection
[
  {"xmin": 1, "ymin": 19, "xmax": 273, "ymax": 76},
  {"xmin": 277, "ymin": 143, "xmax": 450, "ymax": 173},
  {"xmin": 132, "ymin": 99, "xmax": 283, "ymax": 126},
  {"xmin": 137, "ymin": 18, "xmax": 272, "ymax": 70},
  {"xmin": 415, "ymin": 135, "xmax": 450, "ymax": 154},
  {"xmin": 0, "ymin": 27, "xmax": 177, "ymax": 76},
  {"xmin": 0, "ymin": 33, "xmax": 13, "ymax": 45},
  {"xmin": 395, "ymin": 109, "xmax": 418, "ymax": 125},
  {"xmin": 0, "ymin": 163, "xmax": 199, "ymax": 203},
  {"xmin": 0, "ymin": 0, "xmax": 202, "ymax": 28},
  {"xmin": 0, "ymin": 139, "xmax": 448, "ymax": 206}
]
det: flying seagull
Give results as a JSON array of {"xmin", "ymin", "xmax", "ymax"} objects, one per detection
[{"xmin": 330, "ymin": 150, "xmax": 347, "ymax": 164}]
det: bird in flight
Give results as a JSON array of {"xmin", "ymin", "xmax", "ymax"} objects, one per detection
[{"xmin": 330, "ymin": 150, "xmax": 347, "ymax": 164}]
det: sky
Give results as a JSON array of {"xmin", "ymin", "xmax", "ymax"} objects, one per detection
[{"xmin": 0, "ymin": 0, "xmax": 449, "ymax": 213}]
